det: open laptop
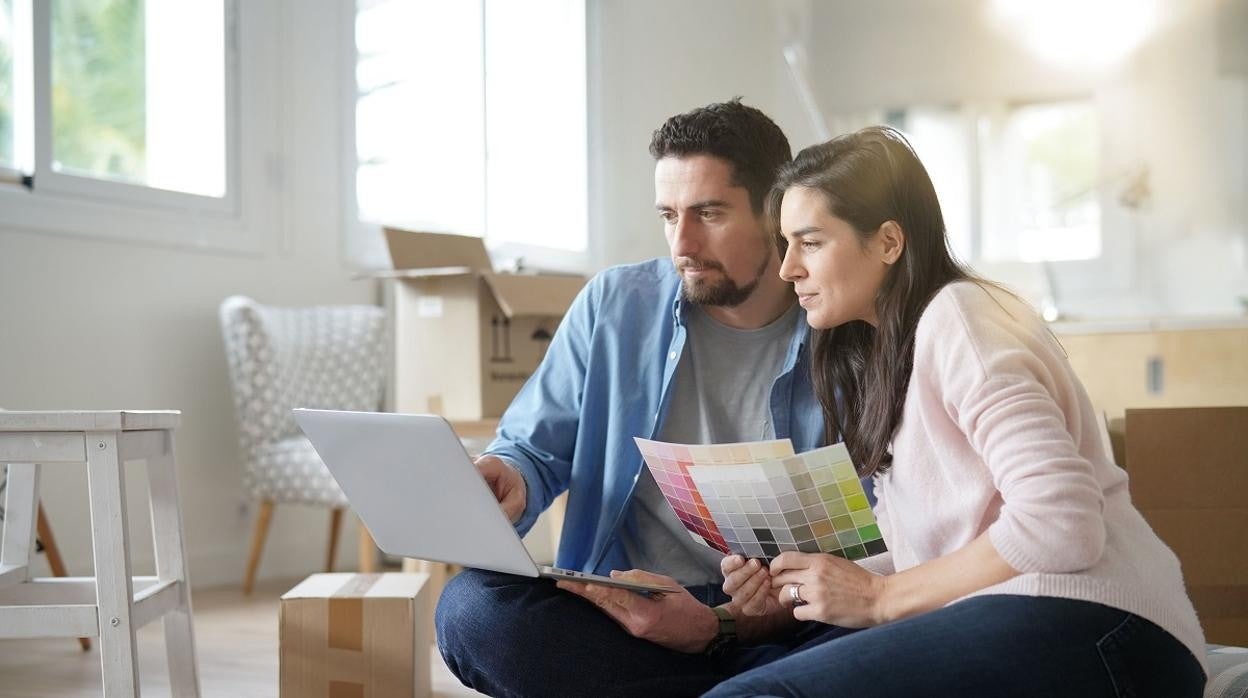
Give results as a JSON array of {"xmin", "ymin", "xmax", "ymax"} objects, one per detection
[{"xmin": 292, "ymin": 408, "xmax": 677, "ymax": 595}]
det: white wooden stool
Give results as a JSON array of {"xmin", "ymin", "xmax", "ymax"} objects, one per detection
[{"xmin": 0, "ymin": 410, "xmax": 200, "ymax": 696}]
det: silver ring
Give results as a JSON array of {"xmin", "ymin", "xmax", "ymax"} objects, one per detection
[{"xmin": 789, "ymin": 584, "xmax": 808, "ymax": 607}]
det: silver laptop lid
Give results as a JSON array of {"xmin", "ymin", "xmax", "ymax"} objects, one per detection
[{"xmin": 292, "ymin": 409, "xmax": 540, "ymax": 578}]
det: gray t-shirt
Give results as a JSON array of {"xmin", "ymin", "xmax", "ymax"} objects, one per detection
[{"xmin": 623, "ymin": 303, "xmax": 799, "ymax": 585}]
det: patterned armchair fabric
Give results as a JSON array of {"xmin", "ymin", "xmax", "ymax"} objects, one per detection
[{"xmin": 219, "ymin": 296, "xmax": 388, "ymax": 506}]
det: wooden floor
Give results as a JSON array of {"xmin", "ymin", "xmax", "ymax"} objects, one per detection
[{"xmin": 0, "ymin": 578, "xmax": 483, "ymax": 697}]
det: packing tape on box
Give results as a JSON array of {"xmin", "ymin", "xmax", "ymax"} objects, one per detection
[
  {"xmin": 327, "ymin": 573, "xmax": 382, "ymax": 652},
  {"xmin": 325, "ymin": 573, "xmax": 383, "ymax": 697}
]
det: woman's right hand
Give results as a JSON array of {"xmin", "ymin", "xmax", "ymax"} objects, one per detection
[{"xmin": 721, "ymin": 555, "xmax": 784, "ymax": 617}]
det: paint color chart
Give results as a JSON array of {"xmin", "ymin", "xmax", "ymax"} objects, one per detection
[{"xmin": 635, "ymin": 438, "xmax": 885, "ymax": 562}]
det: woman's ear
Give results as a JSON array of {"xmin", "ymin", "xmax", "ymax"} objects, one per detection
[{"xmin": 877, "ymin": 220, "xmax": 906, "ymax": 265}]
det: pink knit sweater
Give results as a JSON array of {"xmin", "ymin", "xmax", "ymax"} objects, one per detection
[{"xmin": 866, "ymin": 281, "xmax": 1206, "ymax": 672}]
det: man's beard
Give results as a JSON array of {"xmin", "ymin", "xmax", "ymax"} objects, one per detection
[{"xmin": 677, "ymin": 252, "xmax": 771, "ymax": 307}]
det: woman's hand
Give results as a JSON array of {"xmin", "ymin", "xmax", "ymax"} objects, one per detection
[
  {"xmin": 769, "ymin": 551, "xmax": 890, "ymax": 628},
  {"xmin": 721, "ymin": 555, "xmax": 784, "ymax": 617}
]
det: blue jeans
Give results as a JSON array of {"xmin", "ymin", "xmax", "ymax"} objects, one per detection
[
  {"xmin": 704, "ymin": 595, "xmax": 1206, "ymax": 698},
  {"xmin": 435, "ymin": 569, "xmax": 855, "ymax": 698}
]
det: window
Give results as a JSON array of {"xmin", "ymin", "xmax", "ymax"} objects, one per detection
[
  {"xmin": 349, "ymin": 0, "xmax": 587, "ymax": 271},
  {"xmin": 882, "ymin": 99, "xmax": 1101, "ymax": 265},
  {"xmin": 2, "ymin": 0, "xmax": 232, "ymax": 207},
  {"xmin": 981, "ymin": 101, "xmax": 1101, "ymax": 262},
  {"xmin": 890, "ymin": 106, "xmax": 976, "ymax": 262},
  {"xmin": 1, "ymin": 0, "xmax": 18, "ymax": 174},
  {"xmin": 354, "ymin": 0, "xmax": 484, "ymax": 235},
  {"xmin": 483, "ymin": 0, "xmax": 587, "ymax": 257}
]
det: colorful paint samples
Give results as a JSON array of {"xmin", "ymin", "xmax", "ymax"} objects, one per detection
[{"xmin": 635, "ymin": 437, "xmax": 885, "ymax": 562}]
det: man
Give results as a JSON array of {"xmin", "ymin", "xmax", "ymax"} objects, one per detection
[{"xmin": 436, "ymin": 99, "xmax": 845, "ymax": 697}]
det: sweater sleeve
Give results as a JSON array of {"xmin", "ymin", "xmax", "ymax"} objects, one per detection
[{"xmin": 924, "ymin": 286, "xmax": 1107, "ymax": 574}]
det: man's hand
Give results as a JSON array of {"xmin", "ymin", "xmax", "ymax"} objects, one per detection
[
  {"xmin": 475, "ymin": 455, "xmax": 526, "ymax": 523},
  {"xmin": 556, "ymin": 570, "xmax": 718, "ymax": 654},
  {"xmin": 721, "ymin": 554, "xmax": 784, "ymax": 618}
]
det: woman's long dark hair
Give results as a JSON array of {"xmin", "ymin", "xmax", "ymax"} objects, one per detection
[{"xmin": 767, "ymin": 127, "xmax": 971, "ymax": 477}]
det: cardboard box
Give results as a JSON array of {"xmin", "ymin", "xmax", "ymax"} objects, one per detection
[
  {"xmin": 378, "ymin": 228, "xmax": 586, "ymax": 420},
  {"xmin": 1125, "ymin": 407, "xmax": 1248, "ymax": 645},
  {"xmin": 280, "ymin": 573, "xmax": 431, "ymax": 698}
]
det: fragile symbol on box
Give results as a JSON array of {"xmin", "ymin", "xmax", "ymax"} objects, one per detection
[{"xmin": 490, "ymin": 316, "xmax": 512, "ymax": 362}]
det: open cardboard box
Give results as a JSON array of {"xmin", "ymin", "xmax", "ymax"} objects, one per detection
[{"xmin": 375, "ymin": 228, "xmax": 586, "ymax": 420}]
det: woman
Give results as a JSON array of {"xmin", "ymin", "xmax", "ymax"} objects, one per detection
[{"xmin": 706, "ymin": 127, "xmax": 1206, "ymax": 697}]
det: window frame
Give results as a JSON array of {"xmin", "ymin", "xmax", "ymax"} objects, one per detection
[{"xmin": 0, "ymin": 0, "xmax": 274, "ymax": 256}]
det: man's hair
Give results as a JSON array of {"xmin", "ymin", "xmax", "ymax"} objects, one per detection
[{"xmin": 649, "ymin": 98, "xmax": 792, "ymax": 215}]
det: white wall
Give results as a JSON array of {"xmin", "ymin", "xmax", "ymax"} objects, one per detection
[{"xmin": 588, "ymin": 0, "xmax": 821, "ymax": 269}]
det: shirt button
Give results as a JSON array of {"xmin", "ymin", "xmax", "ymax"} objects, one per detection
[{"xmin": 668, "ymin": 351, "xmax": 677, "ymax": 361}]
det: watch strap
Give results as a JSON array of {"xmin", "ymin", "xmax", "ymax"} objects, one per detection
[{"xmin": 704, "ymin": 606, "xmax": 737, "ymax": 657}]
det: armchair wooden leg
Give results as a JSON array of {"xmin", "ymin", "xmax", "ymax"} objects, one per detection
[
  {"xmin": 36, "ymin": 503, "xmax": 91, "ymax": 652},
  {"xmin": 242, "ymin": 500, "xmax": 275, "ymax": 595},
  {"xmin": 357, "ymin": 518, "xmax": 377, "ymax": 573},
  {"xmin": 325, "ymin": 508, "xmax": 343, "ymax": 572}
]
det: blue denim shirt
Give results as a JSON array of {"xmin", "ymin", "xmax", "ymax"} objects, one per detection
[{"xmin": 485, "ymin": 258, "xmax": 827, "ymax": 576}]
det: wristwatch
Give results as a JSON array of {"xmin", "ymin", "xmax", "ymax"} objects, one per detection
[{"xmin": 703, "ymin": 606, "xmax": 737, "ymax": 657}]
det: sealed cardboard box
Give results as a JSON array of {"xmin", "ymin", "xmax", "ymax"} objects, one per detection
[
  {"xmin": 1126, "ymin": 406, "xmax": 1248, "ymax": 645},
  {"xmin": 280, "ymin": 572, "xmax": 431, "ymax": 698},
  {"xmin": 377, "ymin": 228, "xmax": 586, "ymax": 420}
]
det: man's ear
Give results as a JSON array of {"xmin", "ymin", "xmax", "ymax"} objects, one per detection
[{"xmin": 877, "ymin": 220, "xmax": 905, "ymax": 265}]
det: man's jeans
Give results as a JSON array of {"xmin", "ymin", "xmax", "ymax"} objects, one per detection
[
  {"xmin": 705, "ymin": 594, "xmax": 1206, "ymax": 698},
  {"xmin": 435, "ymin": 569, "xmax": 853, "ymax": 698}
]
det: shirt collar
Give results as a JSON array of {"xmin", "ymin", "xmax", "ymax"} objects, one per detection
[{"xmin": 672, "ymin": 287, "xmax": 809, "ymax": 359}]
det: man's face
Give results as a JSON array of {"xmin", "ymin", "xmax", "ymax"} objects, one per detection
[{"xmin": 654, "ymin": 155, "xmax": 772, "ymax": 307}]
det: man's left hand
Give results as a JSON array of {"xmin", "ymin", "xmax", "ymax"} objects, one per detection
[{"xmin": 556, "ymin": 569, "xmax": 717, "ymax": 654}]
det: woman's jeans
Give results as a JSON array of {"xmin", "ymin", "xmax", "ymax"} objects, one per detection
[
  {"xmin": 705, "ymin": 593, "xmax": 1206, "ymax": 698},
  {"xmin": 437, "ymin": 569, "xmax": 1204, "ymax": 698},
  {"xmin": 435, "ymin": 569, "xmax": 853, "ymax": 698}
]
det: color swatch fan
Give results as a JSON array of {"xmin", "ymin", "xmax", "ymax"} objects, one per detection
[{"xmin": 634, "ymin": 437, "xmax": 885, "ymax": 562}]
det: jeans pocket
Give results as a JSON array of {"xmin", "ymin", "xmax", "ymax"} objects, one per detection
[{"xmin": 1096, "ymin": 612, "xmax": 1143, "ymax": 698}]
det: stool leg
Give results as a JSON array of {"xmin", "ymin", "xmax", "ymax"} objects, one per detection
[
  {"xmin": 86, "ymin": 432, "xmax": 138, "ymax": 696},
  {"xmin": 147, "ymin": 431, "xmax": 201, "ymax": 697},
  {"xmin": 1, "ymin": 463, "xmax": 39, "ymax": 588},
  {"xmin": 357, "ymin": 518, "xmax": 377, "ymax": 573},
  {"xmin": 325, "ymin": 508, "xmax": 343, "ymax": 573},
  {"xmin": 416, "ymin": 560, "xmax": 448, "ymax": 651},
  {"xmin": 37, "ymin": 503, "xmax": 92, "ymax": 651}
]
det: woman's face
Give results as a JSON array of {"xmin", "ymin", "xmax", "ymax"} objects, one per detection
[{"xmin": 777, "ymin": 186, "xmax": 898, "ymax": 330}]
